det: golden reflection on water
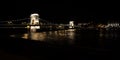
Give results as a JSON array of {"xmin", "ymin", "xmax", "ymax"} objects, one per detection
[
  {"xmin": 30, "ymin": 32, "xmax": 47, "ymax": 41},
  {"xmin": 21, "ymin": 29, "xmax": 76, "ymax": 44},
  {"xmin": 10, "ymin": 35, "xmax": 16, "ymax": 37},
  {"xmin": 21, "ymin": 34, "xmax": 28, "ymax": 39},
  {"xmin": 68, "ymin": 31, "xmax": 75, "ymax": 40}
]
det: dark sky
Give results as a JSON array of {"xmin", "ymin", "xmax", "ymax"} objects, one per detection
[{"xmin": 0, "ymin": 0, "xmax": 120, "ymax": 23}]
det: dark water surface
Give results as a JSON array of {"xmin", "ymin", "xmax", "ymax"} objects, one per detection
[{"xmin": 0, "ymin": 28, "xmax": 114, "ymax": 59}]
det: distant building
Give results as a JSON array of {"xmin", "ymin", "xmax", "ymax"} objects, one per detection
[{"xmin": 106, "ymin": 23, "xmax": 119, "ymax": 28}]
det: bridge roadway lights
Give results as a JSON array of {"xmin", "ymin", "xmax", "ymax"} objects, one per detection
[{"xmin": 30, "ymin": 26, "xmax": 40, "ymax": 32}]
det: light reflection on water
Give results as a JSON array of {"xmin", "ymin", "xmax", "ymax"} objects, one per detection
[
  {"xmin": 99, "ymin": 30, "xmax": 119, "ymax": 39},
  {"xmin": 22, "ymin": 34, "xmax": 28, "ymax": 39},
  {"xmin": 21, "ymin": 29, "xmax": 76, "ymax": 44},
  {"xmin": 10, "ymin": 29, "xmax": 118, "ymax": 47}
]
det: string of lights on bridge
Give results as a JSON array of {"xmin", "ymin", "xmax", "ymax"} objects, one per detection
[
  {"xmin": 0, "ymin": 18, "xmax": 54, "ymax": 25},
  {"xmin": 0, "ymin": 18, "xmax": 30, "ymax": 23}
]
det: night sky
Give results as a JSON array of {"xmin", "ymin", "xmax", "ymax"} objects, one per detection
[{"xmin": 0, "ymin": 0, "xmax": 120, "ymax": 23}]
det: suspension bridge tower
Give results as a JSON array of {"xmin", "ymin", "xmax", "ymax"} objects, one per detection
[
  {"xmin": 69, "ymin": 21, "xmax": 74, "ymax": 29},
  {"xmin": 30, "ymin": 13, "xmax": 40, "ymax": 32}
]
